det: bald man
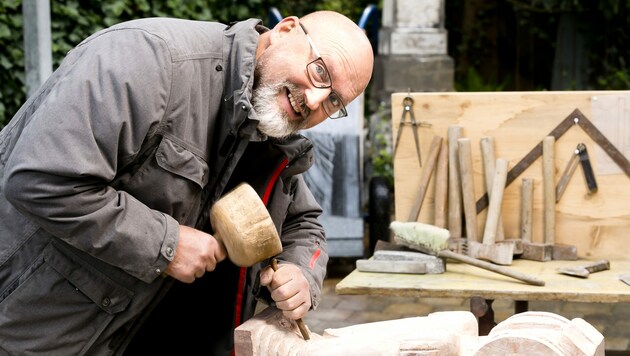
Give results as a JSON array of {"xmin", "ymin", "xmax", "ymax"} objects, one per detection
[{"xmin": 0, "ymin": 10, "xmax": 373, "ymax": 355}]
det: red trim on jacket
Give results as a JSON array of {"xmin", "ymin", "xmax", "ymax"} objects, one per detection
[
  {"xmin": 233, "ymin": 157, "xmax": 288, "ymax": 354},
  {"xmin": 308, "ymin": 248, "xmax": 321, "ymax": 269},
  {"xmin": 262, "ymin": 158, "xmax": 289, "ymax": 205}
]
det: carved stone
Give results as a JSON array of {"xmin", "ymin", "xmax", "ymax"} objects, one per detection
[{"xmin": 235, "ymin": 308, "xmax": 604, "ymax": 356}]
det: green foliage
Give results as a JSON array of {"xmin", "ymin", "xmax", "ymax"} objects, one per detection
[
  {"xmin": 585, "ymin": 3, "xmax": 629, "ymax": 90},
  {"xmin": 0, "ymin": 0, "xmax": 24, "ymax": 128},
  {"xmin": 372, "ymin": 144, "xmax": 393, "ymax": 187},
  {"xmin": 272, "ymin": 0, "xmax": 374, "ymax": 21},
  {"xmin": 366, "ymin": 102, "xmax": 393, "ymax": 188},
  {"xmin": 510, "ymin": 0, "xmax": 629, "ymax": 90},
  {"xmin": 455, "ymin": 67, "xmax": 509, "ymax": 92},
  {"xmin": 0, "ymin": 0, "xmax": 377, "ymax": 129},
  {"xmin": 48, "ymin": 0, "xmax": 266, "ymax": 73}
]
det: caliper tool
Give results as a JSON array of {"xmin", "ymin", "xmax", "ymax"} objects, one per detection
[
  {"xmin": 556, "ymin": 143, "xmax": 598, "ymax": 202},
  {"xmin": 394, "ymin": 96, "xmax": 431, "ymax": 166}
]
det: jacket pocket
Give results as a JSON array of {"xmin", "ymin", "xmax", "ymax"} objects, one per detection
[
  {"xmin": 155, "ymin": 138, "xmax": 209, "ymax": 188},
  {"xmin": 0, "ymin": 242, "xmax": 133, "ymax": 355},
  {"xmin": 119, "ymin": 136, "xmax": 209, "ymax": 222}
]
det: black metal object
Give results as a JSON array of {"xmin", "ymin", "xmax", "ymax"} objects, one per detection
[
  {"xmin": 556, "ymin": 143, "xmax": 598, "ymax": 202},
  {"xmin": 577, "ymin": 143, "xmax": 598, "ymax": 193},
  {"xmin": 368, "ymin": 176, "xmax": 392, "ymax": 255}
]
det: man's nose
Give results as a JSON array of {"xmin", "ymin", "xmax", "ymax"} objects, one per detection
[{"xmin": 304, "ymin": 87, "xmax": 331, "ymax": 111}]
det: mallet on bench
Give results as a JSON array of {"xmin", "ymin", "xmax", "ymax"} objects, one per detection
[{"xmin": 390, "ymin": 221, "xmax": 545, "ymax": 286}]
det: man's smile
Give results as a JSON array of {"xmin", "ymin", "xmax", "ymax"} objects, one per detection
[
  {"xmin": 288, "ymin": 91, "xmax": 301, "ymax": 115},
  {"xmin": 283, "ymin": 86, "xmax": 309, "ymax": 122}
]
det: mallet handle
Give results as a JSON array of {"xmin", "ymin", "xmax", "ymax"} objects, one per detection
[{"xmin": 438, "ymin": 250, "xmax": 545, "ymax": 286}]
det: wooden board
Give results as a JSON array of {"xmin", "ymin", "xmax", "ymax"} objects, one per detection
[
  {"xmin": 391, "ymin": 91, "xmax": 630, "ymax": 259},
  {"xmin": 336, "ymin": 258, "xmax": 630, "ymax": 303}
]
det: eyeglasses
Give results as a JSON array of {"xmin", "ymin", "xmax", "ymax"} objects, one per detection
[{"xmin": 299, "ymin": 23, "xmax": 348, "ymax": 120}]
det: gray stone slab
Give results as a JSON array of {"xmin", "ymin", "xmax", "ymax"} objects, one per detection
[
  {"xmin": 373, "ymin": 250, "xmax": 445, "ymax": 274},
  {"xmin": 356, "ymin": 259, "xmax": 427, "ymax": 274}
]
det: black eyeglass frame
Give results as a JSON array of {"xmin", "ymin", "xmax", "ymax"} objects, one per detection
[{"xmin": 299, "ymin": 23, "xmax": 348, "ymax": 120}]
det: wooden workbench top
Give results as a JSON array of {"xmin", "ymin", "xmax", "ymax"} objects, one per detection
[{"xmin": 336, "ymin": 258, "xmax": 630, "ymax": 303}]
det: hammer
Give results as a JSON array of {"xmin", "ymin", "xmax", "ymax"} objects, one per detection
[
  {"xmin": 209, "ymin": 183, "xmax": 310, "ymax": 340},
  {"xmin": 390, "ymin": 221, "xmax": 545, "ymax": 286}
]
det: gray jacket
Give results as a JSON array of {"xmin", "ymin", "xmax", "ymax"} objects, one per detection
[{"xmin": 0, "ymin": 18, "xmax": 328, "ymax": 355}]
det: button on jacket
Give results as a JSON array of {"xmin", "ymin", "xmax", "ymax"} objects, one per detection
[{"xmin": 0, "ymin": 18, "xmax": 328, "ymax": 355}]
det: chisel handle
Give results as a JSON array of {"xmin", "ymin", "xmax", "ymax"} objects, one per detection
[
  {"xmin": 577, "ymin": 144, "xmax": 598, "ymax": 193},
  {"xmin": 438, "ymin": 250, "xmax": 545, "ymax": 286}
]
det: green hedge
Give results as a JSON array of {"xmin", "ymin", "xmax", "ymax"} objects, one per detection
[
  {"xmin": 0, "ymin": 0, "xmax": 376, "ymax": 128},
  {"xmin": 0, "ymin": 0, "xmax": 24, "ymax": 128}
]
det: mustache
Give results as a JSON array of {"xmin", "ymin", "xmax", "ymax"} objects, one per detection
[
  {"xmin": 285, "ymin": 83, "xmax": 310, "ymax": 119},
  {"xmin": 252, "ymin": 82, "xmax": 309, "ymax": 138}
]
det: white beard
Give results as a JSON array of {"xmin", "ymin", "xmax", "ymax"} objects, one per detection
[{"xmin": 252, "ymin": 82, "xmax": 308, "ymax": 138}]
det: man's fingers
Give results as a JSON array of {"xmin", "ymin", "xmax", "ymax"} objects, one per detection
[
  {"xmin": 269, "ymin": 280, "xmax": 299, "ymax": 302},
  {"xmin": 214, "ymin": 238, "xmax": 228, "ymax": 264},
  {"xmin": 207, "ymin": 237, "xmax": 227, "ymax": 272},
  {"xmin": 279, "ymin": 301, "xmax": 310, "ymax": 320},
  {"xmin": 262, "ymin": 262, "xmax": 312, "ymax": 320},
  {"xmin": 272, "ymin": 287, "xmax": 306, "ymax": 308},
  {"xmin": 259, "ymin": 266, "xmax": 274, "ymax": 286},
  {"xmin": 165, "ymin": 225, "xmax": 231, "ymax": 283}
]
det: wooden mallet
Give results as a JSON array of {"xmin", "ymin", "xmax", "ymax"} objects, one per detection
[{"xmin": 210, "ymin": 183, "xmax": 310, "ymax": 340}]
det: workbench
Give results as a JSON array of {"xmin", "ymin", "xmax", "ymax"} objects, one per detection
[
  {"xmin": 336, "ymin": 259, "xmax": 630, "ymax": 334},
  {"xmin": 337, "ymin": 90, "xmax": 630, "ymax": 336}
]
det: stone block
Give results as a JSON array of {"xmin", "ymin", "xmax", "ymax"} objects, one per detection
[
  {"xmin": 382, "ymin": 0, "xmax": 444, "ymax": 28},
  {"xmin": 379, "ymin": 28, "xmax": 447, "ymax": 56},
  {"xmin": 374, "ymin": 55, "xmax": 454, "ymax": 95}
]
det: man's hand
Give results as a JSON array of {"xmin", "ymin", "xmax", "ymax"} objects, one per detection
[
  {"xmin": 164, "ymin": 225, "xmax": 227, "ymax": 283},
  {"xmin": 260, "ymin": 262, "xmax": 312, "ymax": 320}
]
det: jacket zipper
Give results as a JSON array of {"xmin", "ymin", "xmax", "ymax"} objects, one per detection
[{"xmin": 285, "ymin": 141, "xmax": 313, "ymax": 169}]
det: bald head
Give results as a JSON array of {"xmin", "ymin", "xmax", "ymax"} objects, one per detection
[
  {"xmin": 299, "ymin": 11, "xmax": 374, "ymax": 102},
  {"xmin": 252, "ymin": 11, "xmax": 374, "ymax": 137}
]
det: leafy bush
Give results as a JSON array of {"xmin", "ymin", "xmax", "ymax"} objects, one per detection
[{"xmin": 0, "ymin": 0, "xmax": 24, "ymax": 128}]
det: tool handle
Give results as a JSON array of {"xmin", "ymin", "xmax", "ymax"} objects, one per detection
[
  {"xmin": 270, "ymin": 259, "xmax": 311, "ymax": 340},
  {"xmin": 578, "ymin": 145, "xmax": 598, "ymax": 193},
  {"xmin": 407, "ymin": 136, "xmax": 443, "ymax": 222},
  {"xmin": 555, "ymin": 154, "xmax": 579, "ymax": 202},
  {"xmin": 438, "ymin": 250, "xmax": 545, "ymax": 286}
]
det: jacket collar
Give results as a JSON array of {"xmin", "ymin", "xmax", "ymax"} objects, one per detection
[{"xmin": 222, "ymin": 19, "xmax": 268, "ymax": 141}]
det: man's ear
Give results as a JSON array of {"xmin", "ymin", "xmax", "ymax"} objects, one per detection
[{"xmin": 269, "ymin": 16, "xmax": 299, "ymax": 44}]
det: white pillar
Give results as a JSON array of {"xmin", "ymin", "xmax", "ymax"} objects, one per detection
[{"xmin": 23, "ymin": 0, "xmax": 52, "ymax": 97}]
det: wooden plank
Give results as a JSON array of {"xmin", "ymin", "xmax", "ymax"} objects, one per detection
[
  {"xmin": 391, "ymin": 91, "xmax": 630, "ymax": 259},
  {"xmin": 336, "ymin": 258, "xmax": 630, "ymax": 303}
]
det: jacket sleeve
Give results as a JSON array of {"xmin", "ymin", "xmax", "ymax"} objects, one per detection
[
  {"xmin": 3, "ymin": 27, "xmax": 177, "ymax": 283},
  {"xmin": 277, "ymin": 175, "xmax": 329, "ymax": 310}
]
